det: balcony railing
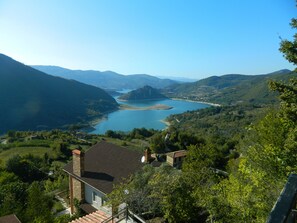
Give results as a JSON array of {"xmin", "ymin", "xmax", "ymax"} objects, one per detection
[{"xmin": 267, "ymin": 174, "xmax": 297, "ymax": 223}]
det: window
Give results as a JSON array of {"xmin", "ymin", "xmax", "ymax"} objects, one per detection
[
  {"xmin": 102, "ymin": 197, "xmax": 107, "ymax": 205},
  {"xmin": 92, "ymin": 192, "xmax": 97, "ymax": 202}
]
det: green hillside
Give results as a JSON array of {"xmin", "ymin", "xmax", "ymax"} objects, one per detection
[
  {"xmin": 163, "ymin": 70, "xmax": 295, "ymax": 105},
  {"xmin": 118, "ymin": 85, "xmax": 168, "ymax": 101},
  {"xmin": 0, "ymin": 54, "xmax": 118, "ymax": 133}
]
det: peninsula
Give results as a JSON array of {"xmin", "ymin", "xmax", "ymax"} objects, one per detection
[{"xmin": 118, "ymin": 85, "xmax": 168, "ymax": 101}]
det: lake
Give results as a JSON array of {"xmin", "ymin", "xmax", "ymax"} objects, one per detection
[{"xmin": 91, "ymin": 98, "xmax": 210, "ymax": 134}]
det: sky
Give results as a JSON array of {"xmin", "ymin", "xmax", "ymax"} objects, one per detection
[{"xmin": 0, "ymin": 0, "xmax": 296, "ymax": 79}]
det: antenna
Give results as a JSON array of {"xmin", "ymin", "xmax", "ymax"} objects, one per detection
[{"xmin": 141, "ymin": 156, "xmax": 145, "ymax": 163}]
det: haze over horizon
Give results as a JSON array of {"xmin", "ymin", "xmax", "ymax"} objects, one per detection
[{"xmin": 0, "ymin": 0, "xmax": 296, "ymax": 79}]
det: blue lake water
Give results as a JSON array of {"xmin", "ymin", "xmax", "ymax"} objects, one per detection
[{"xmin": 91, "ymin": 99, "xmax": 210, "ymax": 134}]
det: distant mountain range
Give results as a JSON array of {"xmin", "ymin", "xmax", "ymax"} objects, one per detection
[
  {"xmin": 118, "ymin": 85, "xmax": 168, "ymax": 101},
  {"xmin": 0, "ymin": 54, "xmax": 118, "ymax": 133},
  {"xmin": 1, "ymin": 52, "xmax": 294, "ymax": 133},
  {"xmin": 32, "ymin": 66, "xmax": 177, "ymax": 91},
  {"xmin": 163, "ymin": 69, "xmax": 294, "ymax": 105},
  {"xmin": 157, "ymin": 76, "xmax": 198, "ymax": 83}
]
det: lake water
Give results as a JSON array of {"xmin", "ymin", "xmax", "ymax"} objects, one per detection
[{"xmin": 91, "ymin": 99, "xmax": 210, "ymax": 134}]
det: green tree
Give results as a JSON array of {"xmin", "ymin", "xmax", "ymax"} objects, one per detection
[
  {"xmin": 279, "ymin": 17, "xmax": 297, "ymax": 69},
  {"xmin": 150, "ymin": 133, "xmax": 166, "ymax": 153},
  {"xmin": 6, "ymin": 155, "xmax": 46, "ymax": 182},
  {"xmin": 0, "ymin": 172, "xmax": 28, "ymax": 219},
  {"xmin": 25, "ymin": 182, "xmax": 53, "ymax": 223}
]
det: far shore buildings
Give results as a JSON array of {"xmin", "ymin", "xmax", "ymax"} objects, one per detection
[{"xmin": 63, "ymin": 141, "xmax": 187, "ymax": 222}]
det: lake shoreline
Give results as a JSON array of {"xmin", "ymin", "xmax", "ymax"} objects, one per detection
[
  {"xmin": 160, "ymin": 119, "xmax": 171, "ymax": 129},
  {"xmin": 120, "ymin": 104, "xmax": 173, "ymax": 111},
  {"xmin": 85, "ymin": 104, "xmax": 173, "ymax": 132},
  {"xmin": 88, "ymin": 98, "xmax": 213, "ymax": 134},
  {"xmin": 171, "ymin": 98, "xmax": 221, "ymax": 107}
]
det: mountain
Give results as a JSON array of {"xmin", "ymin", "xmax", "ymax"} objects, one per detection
[
  {"xmin": 118, "ymin": 85, "xmax": 168, "ymax": 101},
  {"xmin": 163, "ymin": 69, "xmax": 294, "ymax": 105},
  {"xmin": 32, "ymin": 65, "xmax": 177, "ymax": 91},
  {"xmin": 157, "ymin": 76, "xmax": 198, "ymax": 83},
  {"xmin": 0, "ymin": 54, "xmax": 118, "ymax": 133}
]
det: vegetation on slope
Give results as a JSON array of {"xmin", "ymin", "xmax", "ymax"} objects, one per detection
[
  {"xmin": 118, "ymin": 85, "xmax": 168, "ymax": 101},
  {"xmin": 163, "ymin": 69, "xmax": 295, "ymax": 106},
  {"xmin": 108, "ymin": 8, "xmax": 297, "ymax": 223},
  {"xmin": 0, "ymin": 54, "xmax": 119, "ymax": 134}
]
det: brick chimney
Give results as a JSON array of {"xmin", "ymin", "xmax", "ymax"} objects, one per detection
[
  {"xmin": 72, "ymin": 149, "xmax": 84, "ymax": 177},
  {"xmin": 144, "ymin": 148, "xmax": 151, "ymax": 163},
  {"xmin": 70, "ymin": 149, "xmax": 85, "ymax": 214}
]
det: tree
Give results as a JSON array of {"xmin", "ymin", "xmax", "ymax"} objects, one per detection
[
  {"xmin": 150, "ymin": 133, "xmax": 166, "ymax": 153},
  {"xmin": 149, "ymin": 165, "xmax": 206, "ymax": 222},
  {"xmin": 25, "ymin": 182, "xmax": 53, "ymax": 223},
  {"xmin": 108, "ymin": 165, "xmax": 162, "ymax": 218},
  {"xmin": 0, "ymin": 172, "xmax": 28, "ymax": 219},
  {"xmin": 279, "ymin": 17, "xmax": 297, "ymax": 69},
  {"xmin": 6, "ymin": 155, "xmax": 46, "ymax": 182}
]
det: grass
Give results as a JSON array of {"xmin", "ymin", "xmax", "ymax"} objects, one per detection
[
  {"xmin": 0, "ymin": 146, "xmax": 53, "ymax": 165},
  {"xmin": 53, "ymin": 200, "xmax": 65, "ymax": 213},
  {"xmin": 101, "ymin": 137, "xmax": 147, "ymax": 152}
]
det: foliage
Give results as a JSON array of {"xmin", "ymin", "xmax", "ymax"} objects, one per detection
[
  {"xmin": 6, "ymin": 155, "xmax": 47, "ymax": 182},
  {"xmin": 108, "ymin": 164, "xmax": 206, "ymax": 222},
  {"xmin": 0, "ymin": 172, "xmax": 28, "ymax": 219},
  {"xmin": 119, "ymin": 85, "xmax": 168, "ymax": 101},
  {"xmin": 198, "ymin": 10, "xmax": 297, "ymax": 222},
  {"xmin": 163, "ymin": 70, "xmax": 295, "ymax": 106},
  {"xmin": 0, "ymin": 130, "xmax": 95, "ymax": 222},
  {"xmin": 279, "ymin": 18, "xmax": 297, "ymax": 69},
  {"xmin": 53, "ymin": 214, "xmax": 72, "ymax": 223},
  {"xmin": 25, "ymin": 182, "xmax": 54, "ymax": 223},
  {"xmin": 270, "ymin": 78, "xmax": 297, "ymax": 123},
  {"xmin": 0, "ymin": 53, "xmax": 118, "ymax": 134},
  {"xmin": 105, "ymin": 128, "xmax": 157, "ymax": 141}
]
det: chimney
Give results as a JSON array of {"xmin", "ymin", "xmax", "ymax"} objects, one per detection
[
  {"xmin": 144, "ymin": 148, "xmax": 151, "ymax": 163},
  {"xmin": 72, "ymin": 149, "xmax": 84, "ymax": 177}
]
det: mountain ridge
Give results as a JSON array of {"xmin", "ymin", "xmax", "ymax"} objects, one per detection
[
  {"xmin": 32, "ymin": 65, "xmax": 177, "ymax": 91},
  {"xmin": 163, "ymin": 69, "xmax": 294, "ymax": 105},
  {"xmin": 0, "ymin": 54, "xmax": 118, "ymax": 133}
]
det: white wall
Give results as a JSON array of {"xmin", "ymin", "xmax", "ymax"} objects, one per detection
[{"xmin": 84, "ymin": 184, "xmax": 106, "ymax": 209}]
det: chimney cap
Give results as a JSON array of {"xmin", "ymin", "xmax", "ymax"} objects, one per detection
[{"xmin": 72, "ymin": 149, "xmax": 84, "ymax": 156}]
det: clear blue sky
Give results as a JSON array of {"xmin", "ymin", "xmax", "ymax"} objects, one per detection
[{"xmin": 0, "ymin": 0, "xmax": 296, "ymax": 79}]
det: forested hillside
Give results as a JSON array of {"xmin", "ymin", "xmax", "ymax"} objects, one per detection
[
  {"xmin": 0, "ymin": 54, "xmax": 118, "ymax": 133},
  {"xmin": 163, "ymin": 69, "xmax": 294, "ymax": 105},
  {"xmin": 118, "ymin": 85, "xmax": 168, "ymax": 101}
]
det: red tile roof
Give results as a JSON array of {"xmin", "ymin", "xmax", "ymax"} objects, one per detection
[{"xmin": 70, "ymin": 210, "xmax": 110, "ymax": 223}]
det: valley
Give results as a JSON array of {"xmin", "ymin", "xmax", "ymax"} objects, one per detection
[
  {"xmin": 1, "ymin": 1, "xmax": 296, "ymax": 222},
  {"xmin": 0, "ymin": 51, "xmax": 296, "ymax": 223}
]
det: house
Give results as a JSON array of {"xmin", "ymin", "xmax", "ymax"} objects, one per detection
[
  {"xmin": 166, "ymin": 150, "xmax": 187, "ymax": 168},
  {"xmin": 142, "ymin": 148, "xmax": 187, "ymax": 169},
  {"xmin": 63, "ymin": 141, "xmax": 144, "ymax": 215}
]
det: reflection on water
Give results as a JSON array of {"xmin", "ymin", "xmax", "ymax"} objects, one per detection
[{"xmin": 91, "ymin": 99, "xmax": 209, "ymax": 134}]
